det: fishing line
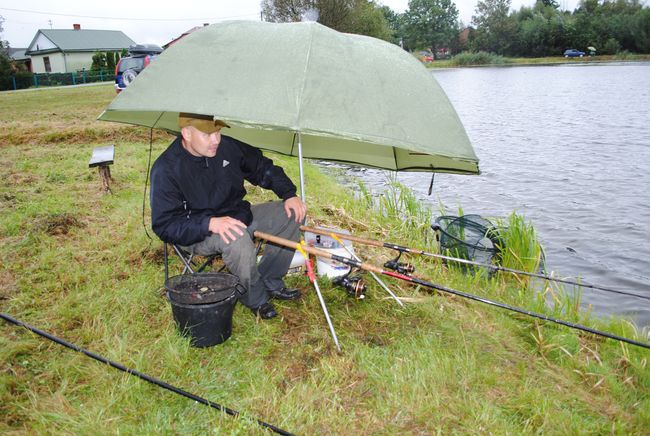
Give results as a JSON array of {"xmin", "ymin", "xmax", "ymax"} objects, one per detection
[
  {"xmin": 256, "ymin": 231, "xmax": 650, "ymax": 350},
  {"xmin": 0, "ymin": 313, "xmax": 292, "ymax": 435},
  {"xmin": 300, "ymin": 226, "xmax": 650, "ymax": 302},
  {"xmin": 141, "ymin": 127, "xmax": 155, "ymax": 242}
]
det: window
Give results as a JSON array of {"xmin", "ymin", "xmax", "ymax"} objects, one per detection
[{"xmin": 43, "ymin": 56, "xmax": 51, "ymax": 73}]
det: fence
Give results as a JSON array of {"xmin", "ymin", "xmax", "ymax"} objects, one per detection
[{"xmin": 0, "ymin": 69, "xmax": 113, "ymax": 91}]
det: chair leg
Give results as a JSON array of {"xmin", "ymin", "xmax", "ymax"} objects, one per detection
[
  {"xmin": 172, "ymin": 244, "xmax": 196, "ymax": 274},
  {"xmin": 165, "ymin": 243, "xmax": 231, "ymax": 277},
  {"xmin": 164, "ymin": 242, "xmax": 169, "ymax": 282}
]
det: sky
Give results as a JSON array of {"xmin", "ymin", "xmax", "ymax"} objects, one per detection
[{"xmin": 1, "ymin": 0, "xmax": 580, "ymax": 48}]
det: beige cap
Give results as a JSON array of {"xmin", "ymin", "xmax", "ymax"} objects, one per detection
[{"xmin": 178, "ymin": 112, "xmax": 230, "ymax": 133}]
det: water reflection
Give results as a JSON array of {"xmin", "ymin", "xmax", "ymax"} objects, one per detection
[{"xmin": 321, "ymin": 63, "xmax": 650, "ymax": 329}]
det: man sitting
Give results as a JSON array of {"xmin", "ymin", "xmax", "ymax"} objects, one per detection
[{"xmin": 150, "ymin": 113, "xmax": 307, "ymax": 319}]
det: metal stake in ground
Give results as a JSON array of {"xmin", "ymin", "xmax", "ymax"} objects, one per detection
[
  {"xmin": 328, "ymin": 232, "xmax": 404, "ymax": 307},
  {"xmin": 255, "ymin": 231, "xmax": 650, "ymax": 350},
  {"xmin": 296, "ymin": 242, "xmax": 341, "ymax": 352}
]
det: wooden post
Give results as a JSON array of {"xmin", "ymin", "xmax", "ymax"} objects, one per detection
[{"xmin": 89, "ymin": 145, "xmax": 115, "ymax": 193}]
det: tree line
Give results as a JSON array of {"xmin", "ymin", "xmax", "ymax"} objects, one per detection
[
  {"xmin": 2, "ymin": 0, "xmax": 649, "ymax": 82},
  {"xmin": 261, "ymin": 0, "xmax": 650, "ymax": 57}
]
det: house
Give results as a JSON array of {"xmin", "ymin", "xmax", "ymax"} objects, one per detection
[
  {"xmin": 25, "ymin": 24, "xmax": 135, "ymax": 73},
  {"xmin": 163, "ymin": 24, "xmax": 209, "ymax": 49},
  {"xmin": 5, "ymin": 47, "xmax": 32, "ymax": 72}
]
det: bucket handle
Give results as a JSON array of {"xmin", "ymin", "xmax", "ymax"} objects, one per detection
[{"xmin": 234, "ymin": 283, "xmax": 247, "ymax": 296}]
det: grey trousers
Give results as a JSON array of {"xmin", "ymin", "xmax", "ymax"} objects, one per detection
[{"xmin": 181, "ymin": 201, "xmax": 300, "ymax": 308}]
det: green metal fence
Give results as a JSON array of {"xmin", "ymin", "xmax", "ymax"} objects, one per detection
[{"xmin": 0, "ymin": 70, "xmax": 113, "ymax": 91}]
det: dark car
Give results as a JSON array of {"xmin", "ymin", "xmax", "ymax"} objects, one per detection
[
  {"xmin": 115, "ymin": 44, "xmax": 163, "ymax": 93},
  {"xmin": 563, "ymin": 49, "xmax": 585, "ymax": 58}
]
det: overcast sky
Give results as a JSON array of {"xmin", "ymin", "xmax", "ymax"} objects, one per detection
[{"xmin": 1, "ymin": 0, "xmax": 579, "ymax": 48}]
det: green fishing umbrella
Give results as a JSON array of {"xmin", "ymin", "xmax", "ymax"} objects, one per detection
[{"xmin": 98, "ymin": 20, "xmax": 479, "ymax": 196}]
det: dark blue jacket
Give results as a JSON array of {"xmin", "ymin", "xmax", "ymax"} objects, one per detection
[{"xmin": 150, "ymin": 135, "xmax": 297, "ymax": 245}]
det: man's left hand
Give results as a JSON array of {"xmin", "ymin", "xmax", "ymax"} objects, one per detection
[{"xmin": 284, "ymin": 196, "xmax": 307, "ymax": 223}]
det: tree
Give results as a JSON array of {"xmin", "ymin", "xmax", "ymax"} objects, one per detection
[
  {"xmin": 91, "ymin": 51, "xmax": 107, "ymax": 71},
  {"xmin": 261, "ymin": 0, "xmax": 393, "ymax": 41},
  {"xmin": 106, "ymin": 51, "xmax": 116, "ymax": 71},
  {"xmin": 378, "ymin": 5, "xmax": 405, "ymax": 45},
  {"xmin": 344, "ymin": 1, "xmax": 393, "ymax": 41},
  {"xmin": 402, "ymin": 0, "xmax": 460, "ymax": 54},
  {"xmin": 470, "ymin": 0, "xmax": 518, "ymax": 54},
  {"xmin": 538, "ymin": 0, "xmax": 559, "ymax": 9},
  {"xmin": 0, "ymin": 15, "xmax": 13, "ymax": 77},
  {"xmin": 261, "ymin": 0, "xmax": 313, "ymax": 22},
  {"xmin": 631, "ymin": 7, "xmax": 650, "ymax": 52}
]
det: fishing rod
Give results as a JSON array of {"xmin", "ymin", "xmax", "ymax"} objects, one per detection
[
  {"xmin": 0, "ymin": 312, "xmax": 293, "ymax": 435},
  {"xmin": 300, "ymin": 226, "xmax": 650, "ymax": 302},
  {"xmin": 256, "ymin": 231, "xmax": 650, "ymax": 350}
]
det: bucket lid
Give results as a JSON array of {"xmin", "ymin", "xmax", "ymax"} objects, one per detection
[{"xmin": 166, "ymin": 273, "xmax": 241, "ymax": 305}]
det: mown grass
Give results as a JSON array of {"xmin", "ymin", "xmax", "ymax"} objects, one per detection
[{"xmin": 1, "ymin": 84, "xmax": 649, "ymax": 433}]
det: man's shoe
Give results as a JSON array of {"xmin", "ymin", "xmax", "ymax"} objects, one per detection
[
  {"xmin": 251, "ymin": 302, "xmax": 277, "ymax": 319},
  {"xmin": 268, "ymin": 287, "xmax": 301, "ymax": 301}
]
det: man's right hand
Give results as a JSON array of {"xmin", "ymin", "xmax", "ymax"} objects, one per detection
[{"xmin": 208, "ymin": 216, "xmax": 247, "ymax": 244}]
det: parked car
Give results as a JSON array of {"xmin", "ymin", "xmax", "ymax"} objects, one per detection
[
  {"xmin": 417, "ymin": 51, "xmax": 434, "ymax": 63},
  {"xmin": 563, "ymin": 49, "xmax": 585, "ymax": 58},
  {"xmin": 115, "ymin": 44, "xmax": 163, "ymax": 93}
]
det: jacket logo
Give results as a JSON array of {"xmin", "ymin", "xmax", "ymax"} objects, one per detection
[{"xmin": 223, "ymin": 160, "xmax": 230, "ymax": 168}]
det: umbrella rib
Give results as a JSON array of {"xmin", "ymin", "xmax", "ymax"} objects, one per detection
[{"xmin": 292, "ymin": 24, "xmax": 316, "ymax": 132}]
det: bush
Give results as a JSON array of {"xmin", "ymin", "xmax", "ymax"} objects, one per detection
[
  {"xmin": 602, "ymin": 38, "xmax": 622, "ymax": 55},
  {"xmin": 0, "ymin": 71, "xmax": 34, "ymax": 91},
  {"xmin": 615, "ymin": 50, "xmax": 634, "ymax": 60},
  {"xmin": 450, "ymin": 51, "xmax": 508, "ymax": 66}
]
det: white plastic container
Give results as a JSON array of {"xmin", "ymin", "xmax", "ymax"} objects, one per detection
[
  {"xmin": 289, "ymin": 250, "xmax": 306, "ymax": 269},
  {"xmin": 303, "ymin": 228, "xmax": 355, "ymax": 278}
]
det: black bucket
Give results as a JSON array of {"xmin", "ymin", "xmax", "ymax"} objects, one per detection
[{"xmin": 165, "ymin": 273, "xmax": 245, "ymax": 347}]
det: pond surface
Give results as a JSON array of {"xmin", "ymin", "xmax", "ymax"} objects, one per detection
[{"xmin": 329, "ymin": 63, "xmax": 650, "ymax": 329}]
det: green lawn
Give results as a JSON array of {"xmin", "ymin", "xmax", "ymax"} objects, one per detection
[{"xmin": 1, "ymin": 84, "xmax": 648, "ymax": 433}]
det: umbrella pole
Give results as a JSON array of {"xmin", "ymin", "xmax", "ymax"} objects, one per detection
[{"xmin": 297, "ymin": 132, "xmax": 306, "ymax": 202}]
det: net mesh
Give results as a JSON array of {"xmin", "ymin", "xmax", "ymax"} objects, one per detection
[{"xmin": 433, "ymin": 214, "xmax": 505, "ymax": 266}]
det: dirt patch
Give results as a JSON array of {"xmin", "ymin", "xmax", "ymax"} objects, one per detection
[
  {"xmin": 34, "ymin": 213, "xmax": 86, "ymax": 236},
  {"xmin": 0, "ymin": 269, "xmax": 19, "ymax": 300},
  {"xmin": 129, "ymin": 245, "xmax": 166, "ymax": 268}
]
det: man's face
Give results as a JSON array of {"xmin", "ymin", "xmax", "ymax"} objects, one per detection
[{"xmin": 181, "ymin": 126, "xmax": 222, "ymax": 158}]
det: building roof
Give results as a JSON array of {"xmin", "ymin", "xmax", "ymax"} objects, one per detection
[
  {"xmin": 6, "ymin": 48, "xmax": 29, "ymax": 60},
  {"xmin": 26, "ymin": 29, "xmax": 135, "ymax": 55},
  {"xmin": 163, "ymin": 24, "xmax": 209, "ymax": 49}
]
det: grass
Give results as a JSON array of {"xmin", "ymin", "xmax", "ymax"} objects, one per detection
[{"xmin": 1, "ymin": 84, "xmax": 649, "ymax": 433}]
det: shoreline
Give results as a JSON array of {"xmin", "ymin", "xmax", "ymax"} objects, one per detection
[{"xmin": 426, "ymin": 55, "xmax": 650, "ymax": 69}]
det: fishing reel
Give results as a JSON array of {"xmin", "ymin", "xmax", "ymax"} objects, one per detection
[
  {"xmin": 333, "ymin": 270, "xmax": 367, "ymax": 299},
  {"xmin": 383, "ymin": 252, "xmax": 415, "ymax": 275}
]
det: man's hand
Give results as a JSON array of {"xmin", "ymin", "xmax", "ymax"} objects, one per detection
[
  {"xmin": 208, "ymin": 216, "xmax": 247, "ymax": 244},
  {"xmin": 284, "ymin": 196, "xmax": 307, "ymax": 223}
]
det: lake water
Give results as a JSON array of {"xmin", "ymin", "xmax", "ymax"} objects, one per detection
[{"xmin": 329, "ymin": 63, "xmax": 650, "ymax": 330}]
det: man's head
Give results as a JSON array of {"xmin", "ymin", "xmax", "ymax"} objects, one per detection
[{"xmin": 178, "ymin": 113, "xmax": 230, "ymax": 158}]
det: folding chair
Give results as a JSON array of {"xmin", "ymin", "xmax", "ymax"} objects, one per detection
[
  {"xmin": 163, "ymin": 240, "xmax": 265, "ymax": 281},
  {"xmin": 163, "ymin": 242, "xmax": 226, "ymax": 282}
]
